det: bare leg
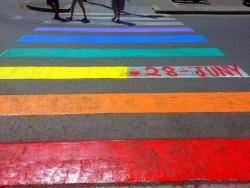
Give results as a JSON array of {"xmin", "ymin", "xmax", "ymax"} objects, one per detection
[
  {"xmin": 69, "ymin": 0, "xmax": 77, "ymax": 20},
  {"xmin": 115, "ymin": 1, "xmax": 121, "ymax": 22},
  {"xmin": 78, "ymin": 0, "xmax": 87, "ymax": 19},
  {"xmin": 112, "ymin": 8, "xmax": 118, "ymax": 21},
  {"xmin": 55, "ymin": 0, "xmax": 60, "ymax": 17},
  {"xmin": 116, "ymin": 9, "xmax": 121, "ymax": 22},
  {"xmin": 50, "ymin": 1, "xmax": 60, "ymax": 19},
  {"xmin": 112, "ymin": 1, "xmax": 118, "ymax": 21}
]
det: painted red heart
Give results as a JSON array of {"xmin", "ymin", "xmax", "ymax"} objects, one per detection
[{"xmin": 129, "ymin": 71, "xmax": 140, "ymax": 77}]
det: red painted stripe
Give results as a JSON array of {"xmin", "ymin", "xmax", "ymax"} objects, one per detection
[{"xmin": 0, "ymin": 139, "xmax": 249, "ymax": 185}]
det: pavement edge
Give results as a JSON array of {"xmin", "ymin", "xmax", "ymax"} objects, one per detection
[{"xmin": 152, "ymin": 5, "xmax": 250, "ymax": 14}]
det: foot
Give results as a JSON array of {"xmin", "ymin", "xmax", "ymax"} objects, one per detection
[
  {"xmin": 54, "ymin": 16, "xmax": 60, "ymax": 20},
  {"xmin": 111, "ymin": 16, "xmax": 117, "ymax": 22},
  {"xmin": 115, "ymin": 19, "xmax": 121, "ymax": 23},
  {"xmin": 53, "ymin": 15, "xmax": 61, "ymax": 20},
  {"xmin": 81, "ymin": 17, "xmax": 90, "ymax": 23},
  {"xmin": 66, "ymin": 17, "xmax": 73, "ymax": 21}
]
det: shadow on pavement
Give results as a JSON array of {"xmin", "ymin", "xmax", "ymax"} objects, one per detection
[
  {"xmin": 172, "ymin": 0, "xmax": 210, "ymax": 5},
  {"xmin": 115, "ymin": 20, "xmax": 136, "ymax": 26},
  {"xmin": 85, "ymin": 1, "xmax": 164, "ymax": 18}
]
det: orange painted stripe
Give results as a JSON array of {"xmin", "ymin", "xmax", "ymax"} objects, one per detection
[{"xmin": 0, "ymin": 92, "xmax": 249, "ymax": 116}]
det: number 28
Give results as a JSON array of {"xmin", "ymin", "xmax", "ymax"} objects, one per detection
[{"xmin": 146, "ymin": 66, "xmax": 178, "ymax": 77}]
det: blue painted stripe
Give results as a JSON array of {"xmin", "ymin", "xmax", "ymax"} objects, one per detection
[
  {"xmin": 34, "ymin": 27, "xmax": 194, "ymax": 33},
  {"xmin": 18, "ymin": 35, "xmax": 207, "ymax": 43}
]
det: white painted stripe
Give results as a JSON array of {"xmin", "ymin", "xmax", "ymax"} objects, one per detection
[
  {"xmin": 128, "ymin": 65, "xmax": 249, "ymax": 78},
  {"xmin": 61, "ymin": 16, "xmax": 176, "ymax": 21},
  {"xmin": 11, "ymin": 15, "xmax": 23, "ymax": 20},
  {"xmin": 43, "ymin": 21, "xmax": 184, "ymax": 26},
  {"xmin": 61, "ymin": 12, "xmax": 171, "ymax": 16}
]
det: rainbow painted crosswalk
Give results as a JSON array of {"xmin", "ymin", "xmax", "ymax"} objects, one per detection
[
  {"xmin": 0, "ymin": 65, "xmax": 247, "ymax": 79},
  {"xmin": 0, "ymin": 14, "xmax": 249, "ymax": 185},
  {"xmin": 1, "ymin": 47, "xmax": 224, "ymax": 58}
]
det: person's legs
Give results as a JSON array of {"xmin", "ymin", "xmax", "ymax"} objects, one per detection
[
  {"xmin": 116, "ymin": 0, "xmax": 121, "ymax": 22},
  {"xmin": 78, "ymin": 0, "xmax": 88, "ymax": 20},
  {"xmin": 112, "ymin": 9, "xmax": 118, "ymax": 21},
  {"xmin": 54, "ymin": 0, "xmax": 60, "ymax": 18},
  {"xmin": 47, "ymin": 0, "xmax": 60, "ymax": 19},
  {"xmin": 68, "ymin": 0, "xmax": 77, "ymax": 20},
  {"xmin": 51, "ymin": 0, "xmax": 60, "ymax": 19},
  {"xmin": 115, "ymin": 0, "xmax": 125, "ymax": 22},
  {"xmin": 111, "ymin": 0, "xmax": 118, "ymax": 21},
  {"xmin": 116, "ymin": 9, "xmax": 121, "ymax": 22}
]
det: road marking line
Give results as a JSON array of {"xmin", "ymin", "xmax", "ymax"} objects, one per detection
[
  {"xmin": 43, "ymin": 20, "xmax": 185, "ymax": 26},
  {"xmin": 70, "ymin": 16, "xmax": 177, "ymax": 21},
  {"xmin": 61, "ymin": 12, "xmax": 118, "ymax": 16},
  {"xmin": 18, "ymin": 35, "xmax": 207, "ymax": 43},
  {"xmin": 0, "ymin": 139, "xmax": 250, "ymax": 185},
  {"xmin": 11, "ymin": 15, "xmax": 23, "ymax": 20},
  {"xmin": 0, "ymin": 48, "xmax": 224, "ymax": 58},
  {"xmin": 67, "ymin": 21, "xmax": 184, "ymax": 25},
  {"xmin": 60, "ymin": 12, "xmax": 171, "ymax": 16},
  {"xmin": 0, "ymin": 66, "xmax": 247, "ymax": 79},
  {"xmin": 129, "ymin": 65, "xmax": 249, "ymax": 78},
  {"xmin": 34, "ymin": 27, "xmax": 194, "ymax": 33},
  {"xmin": 0, "ymin": 50, "xmax": 8, "ymax": 57},
  {"xmin": 0, "ymin": 67, "xmax": 128, "ymax": 79},
  {"xmin": 0, "ymin": 92, "xmax": 249, "ymax": 116}
]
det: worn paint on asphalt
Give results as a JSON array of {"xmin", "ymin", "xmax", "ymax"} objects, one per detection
[
  {"xmin": 129, "ymin": 65, "xmax": 248, "ymax": 78},
  {"xmin": 62, "ymin": 16, "xmax": 177, "ymax": 21},
  {"xmin": 0, "ymin": 139, "xmax": 249, "ymax": 185},
  {"xmin": 0, "ymin": 65, "xmax": 248, "ymax": 79},
  {"xmin": 0, "ymin": 92, "xmax": 249, "ymax": 116},
  {"xmin": 0, "ymin": 48, "xmax": 225, "ymax": 58},
  {"xmin": 34, "ymin": 27, "xmax": 194, "ymax": 33},
  {"xmin": 44, "ymin": 21, "xmax": 185, "ymax": 26}
]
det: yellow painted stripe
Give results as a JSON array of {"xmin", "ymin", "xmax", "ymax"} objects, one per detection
[
  {"xmin": 0, "ymin": 67, "xmax": 128, "ymax": 79},
  {"xmin": 0, "ymin": 92, "xmax": 249, "ymax": 116}
]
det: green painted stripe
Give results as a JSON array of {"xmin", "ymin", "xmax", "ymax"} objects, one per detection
[{"xmin": 0, "ymin": 48, "xmax": 224, "ymax": 58}]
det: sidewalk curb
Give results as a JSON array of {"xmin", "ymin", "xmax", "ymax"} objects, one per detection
[
  {"xmin": 25, "ymin": 1, "xmax": 70, "ymax": 13},
  {"xmin": 152, "ymin": 5, "xmax": 250, "ymax": 14}
]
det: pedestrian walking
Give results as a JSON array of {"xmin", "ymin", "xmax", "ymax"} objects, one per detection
[
  {"xmin": 111, "ymin": 0, "xmax": 129, "ymax": 23},
  {"xmin": 47, "ymin": 0, "xmax": 60, "ymax": 20},
  {"xmin": 67, "ymin": 0, "xmax": 89, "ymax": 22}
]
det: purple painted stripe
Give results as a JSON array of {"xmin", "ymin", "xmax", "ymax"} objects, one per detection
[{"xmin": 34, "ymin": 27, "xmax": 194, "ymax": 33}]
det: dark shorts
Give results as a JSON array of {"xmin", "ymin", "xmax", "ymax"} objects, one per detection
[
  {"xmin": 47, "ymin": 0, "xmax": 58, "ymax": 6},
  {"xmin": 112, "ymin": 0, "xmax": 125, "ymax": 10}
]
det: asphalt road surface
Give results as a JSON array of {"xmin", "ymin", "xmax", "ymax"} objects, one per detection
[
  {"xmin": 1, "ymin": 0, "xmax": 250, "ymax": 142},
  {"xmin": 1, "ymin": 0, "xmax": 250, "ymax": 186}
]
